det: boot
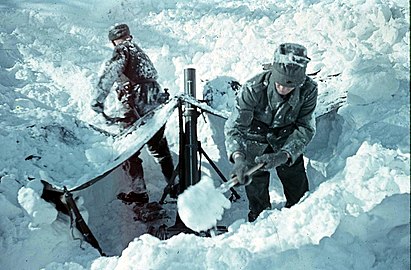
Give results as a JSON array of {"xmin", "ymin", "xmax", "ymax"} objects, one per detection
[
  {"xmin": 117, "ymin": 191, "xmax": 149, "ymax": 206},
  {"xmin": 168, "ymin": 183, "xmax": 180, "ymax": 199},
  {"xmin": 248, "ymin": 211, "xmax": 260, "ymax": 222}
]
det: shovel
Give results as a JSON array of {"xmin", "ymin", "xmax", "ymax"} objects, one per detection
[{"xmin": 177, "ymin": 163, "xmax": 265, "ymax": 232}]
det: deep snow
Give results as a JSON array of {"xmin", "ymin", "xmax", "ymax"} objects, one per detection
[{"xmin": 0, "ymin": 0, "xmax": 409, "ymax": 269}]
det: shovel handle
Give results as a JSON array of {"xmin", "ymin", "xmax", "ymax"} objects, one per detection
[{"xmin": 218, "ymin": 163, "xmax": 265, "ymax": 192}]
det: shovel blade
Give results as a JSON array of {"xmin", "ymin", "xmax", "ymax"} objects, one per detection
[
  {"xmin": 177, "ymin": 164, "xmax": 264, "ymax": 232},
  {"xmin": 177, "ymin": 176, "xmax": 231, "ymax": 232}
]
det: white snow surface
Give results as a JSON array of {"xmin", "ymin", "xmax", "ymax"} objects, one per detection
[
  {"xmin": 0, "ymin": 0, "xmax": 410, "ymax": 270},
  {"xmin": 177, "ymin": 175, "xmax": 231, "ymax": 232}
]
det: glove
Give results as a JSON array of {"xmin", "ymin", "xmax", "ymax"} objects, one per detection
[
  {"xmin": 230, "ymin": 153, "xmax": 250, "ymax": 185},
  {"xmin": 104, "ymin": 115, "xmax": 123, "ymax": 126},
  {"xmin": 255, "ymin": 151, "xmax": 289, "ymax": 170},
  {"xmin": 157, "ymin": 89, "xmax": 170, "ymax": 104},
  {"xmin": 91, "ymin": 101, "xmax": 104, "ymax": 114}
]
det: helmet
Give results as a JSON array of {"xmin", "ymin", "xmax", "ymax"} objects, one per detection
[
  {"xmin": 271, "ymin": 43, "xmax": 311, "ymax": 87},
  {"xmin": 108, "ymin": 23, "xmax": 130, "ymax": 41}
]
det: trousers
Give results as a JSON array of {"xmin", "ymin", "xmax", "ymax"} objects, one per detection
[
  {"xmin": 245, "ymin": 155, "xmax": 309, "ymax": 221},
  {"xmin": 122, "ymin": 125, "xmax": 174, "ymax": 193}
]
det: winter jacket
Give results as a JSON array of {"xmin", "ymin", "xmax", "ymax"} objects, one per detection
[
  {"xmin": 94, "ymin": 39, "xmax": 163, "ymax": 116},
  {"xmin": 225, "ymin": 71, "xmax": 318, "ymax": 165}
]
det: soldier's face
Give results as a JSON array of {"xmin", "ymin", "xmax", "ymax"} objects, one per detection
[{"xmin": 275, "ymin": 83, "xmax": 295, "ymax": 95}]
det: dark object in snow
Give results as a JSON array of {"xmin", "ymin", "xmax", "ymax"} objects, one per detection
[
  {"xmin": 117, "ymin": 191, "xmax": 169, "ymax": 222},
  {"xmin": 25, "ymin": 155, "xmax": 41, "ymax": 161},
  {"xmin": 27, "ymin": 124, "xmax": 83, "ymax": 145},
  {"xmin": 149, "ymin": 222, "xmax": 228, "ymax": 240},
  {"xmin": 117, "ymin": 191, "xmax": 149, "ymax": 205},
  {"xmin": 132, "ymin": 202, "xmax": 167, "ymax": 222}
]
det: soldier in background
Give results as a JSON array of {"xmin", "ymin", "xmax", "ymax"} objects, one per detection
[{"xmin": 91, "ymin": 23, "xmax": 176, "ymax": 205}]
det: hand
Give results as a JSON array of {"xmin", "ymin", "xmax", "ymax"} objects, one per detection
[
  {"xmin": 91, "ymin": 101, "xmax": 104, "ymax": 114},
  {"xmin": 230, "ymin": 153, "xmax": 250, "ymax": 185},
  {"xmin": 255, "ymin": 151, "xmax": 289, "ymax": 169},
  {"xmin": 104, "ymin": 115, "xmax": 122, "ymax": 126},
  {"xmin": 157, "ymin": 90, "xmax": 170, "ymax": 104}
]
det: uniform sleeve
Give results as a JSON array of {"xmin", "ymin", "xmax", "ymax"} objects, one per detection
[
  {"xmin": 94, "ymin": 45, "xmax": 128, "ymax": 104},
  {"xmin": 281, "ymin": 83, "xmax": 318, "ymax": 164},
  {"xmin": 224, "ymin": 82, "xmax": 258, "ymax": 162}
]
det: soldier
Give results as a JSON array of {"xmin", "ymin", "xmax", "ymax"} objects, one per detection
[
  {"xmin": 91, "ymin": 23, "xmax": 176, "ymax": 205},
  {"xmin": 225, "ymin": 43, "xmax": 318, "ymax": 222}
]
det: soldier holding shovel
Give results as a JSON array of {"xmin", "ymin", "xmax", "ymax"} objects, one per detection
[{"xmin": 225, "ymin": 43, "xmax": 318, "ymax": 222}]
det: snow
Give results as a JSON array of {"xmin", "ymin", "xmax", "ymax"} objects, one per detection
[
  {"xmin": 177, "ymin": 175, "xmax": 231, "ymax": 232},
  {"xmin": 0, "ymin": 0, "xmax": 410, "ymax": 269}
]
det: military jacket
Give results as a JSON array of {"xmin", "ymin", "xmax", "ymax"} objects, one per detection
[
  {"xmin": 94, "ymin": 40, "xmax": 158, "ymax": 105},
  {"xmin": 225, "ymin": 71, "xmax": 318, "ymax": 165}
]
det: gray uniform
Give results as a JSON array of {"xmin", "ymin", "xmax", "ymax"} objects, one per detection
[{"xmin": 225, "ymin": 70, "xmax": 317, "ymax": 220}]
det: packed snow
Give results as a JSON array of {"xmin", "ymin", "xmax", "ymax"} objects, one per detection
[
  {"xmin": 0, "ymin": 0, "xmax": 409, "ymax": 270},
  {"xmin": 177, "ymin": 175, "xmax": 232, "ymax": 232}
]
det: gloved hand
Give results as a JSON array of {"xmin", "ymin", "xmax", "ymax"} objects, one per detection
[
  {"xmin": 157, "ymin": 89, "xmax": 170, "ymax": 104},
  {"xmin": 255, "ymin": 151, "xmax": 289, "ymax": 170},
  {"xmin": 104, "ymin": 115, "xmax": 123, "ymax": 126},
  {"xmin": 230, "ymin": 153, "xmax": 250, "ymax": 185},
  {"xmin": 91, "ymin": 101, "xmax": 104, "ymax": 114}
]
